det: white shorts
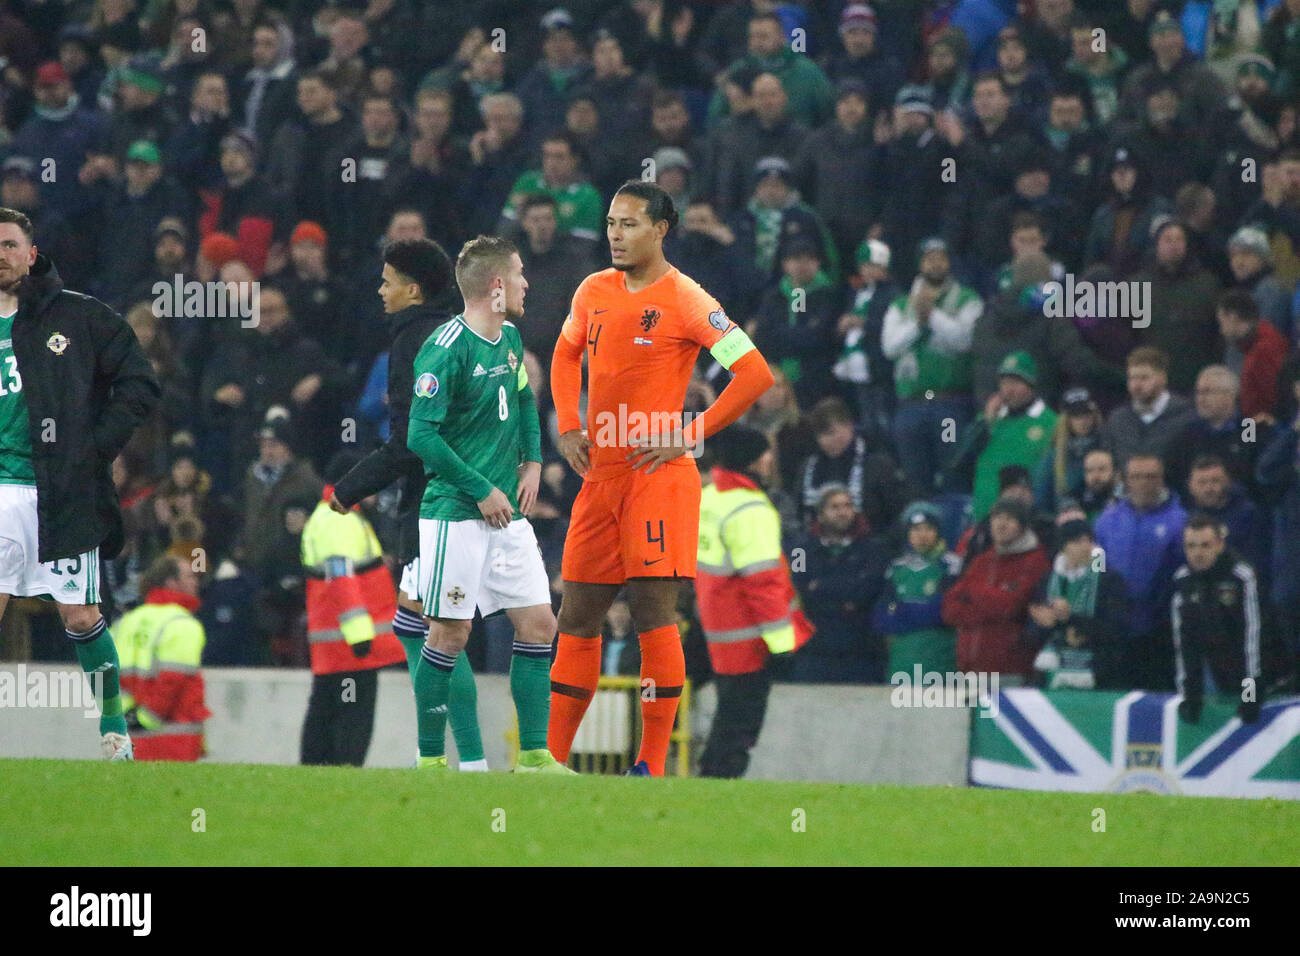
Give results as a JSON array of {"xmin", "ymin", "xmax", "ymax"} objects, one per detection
[
  {"xmin": 0, "ymin": 483, "xmax": 101, "ymax": 604},
  {"xmin": 399, "ymin": 558, "xmax": 420, "ymax": 603},
  {"xmin": 418, "ymin": 516, "xmax": 551, "ymax": 620}
]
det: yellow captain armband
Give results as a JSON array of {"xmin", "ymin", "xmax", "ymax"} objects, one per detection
[
  {"xmin": 709, "ymin": 327, "xmax": 757, "ymax": 370},
  {"xmin": 517, "ymin": 359, "xmax": 529, "ymax": 391}
]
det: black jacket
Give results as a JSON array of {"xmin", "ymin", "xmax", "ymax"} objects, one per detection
[
  {"xmin": 12, "ymin": 255, "xmax": 161, "ymax": 562},
  {"xmin": 1171, "ymin": 548, "xmax": 1263, "ymax": 703},
  {"xmin": 332, "ymin": 301, "xmax": 448, "ymax": 566}
]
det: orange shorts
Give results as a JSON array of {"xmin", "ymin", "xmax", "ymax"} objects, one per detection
[{"xmin": 561, "ymin": 463, "xmax": 701, "ymax": 584}]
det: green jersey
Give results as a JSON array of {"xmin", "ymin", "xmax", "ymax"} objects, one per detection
[
  {"xmin": 503, "ymin": 170, "xmax": 604, "ymax": 241},
  {"xmin": 0, "ymin": 313, "xmax": 34, "ymax": 485},
  {"xmin": 409, "ymin": 316, "xmax": 539, "ymax": 521}
]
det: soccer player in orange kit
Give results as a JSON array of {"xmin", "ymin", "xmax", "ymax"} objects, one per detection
[{"xmin": 548, "ymin": 180, "xmax": 774, "ymax": 775}]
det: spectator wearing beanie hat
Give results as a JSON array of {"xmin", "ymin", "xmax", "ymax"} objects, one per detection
[
  {"xmin": 93, "ymin": 138, "xmax": 193, "ymax": 308},
  {"xmin": 872, "ymin": 500, "xmax": 962, "ymax": 678},
  {"xmin": 1132, "ymin": 218, "xmax": 1222, "ymax": 394},
  {"xmin": 106, "ymin": 54, "xmax": 173, "ymax": 163},
  {"xmin": 873, "ymin": 87, "xmax": 949, "ymax": 277},
  {"xmin": 280, "ymin": 222, "xmax": 350, "ymax": 363},
  {"xmin": 1034, "ymin": 386, "xmax": 1105, "ymax": 514},
  {"xmin": 955, "ymin": 463, "xmax": 1056, "ymax": 566},
  {"xmin": 9, "ymin": 60, "xmax": 109, "ymax": 217},
  {"xmin": 834, "ymin": 237, "xmax": 900, "ymax": 439},
  {"xmin": 1226, "ymin": 226, "xmax": 1292, "ymax": 340},
  {"xmin": 824, "ymin": 5, "xmax": 905, "ymax": 117},
  {"xmin": 1083, "ymin": 145, "xmax": 1173, "ymax": 278},
  {"xmin": 942, "ymin": 494, "xmax": 1050, "ymax": 682},
  {"xmin": 197, "ymin": 231, "xmax": 243, "ymax": 280},
  {"xmin": 1118, "ymin": 11, "xmax": 1228, "ymax": 128},
  {"xmin": 948, "ymin": 349, "xmax": 1057, "ymax": 522},
  {"xmin": 731, "ymin": 154, "xmax": 838, "ymax": 281},
  {"xmin": 750, "ymin": 235, "xmax": 840, "ymax": 409},
  {"xmin": 697, "ymin": 424, "xmax": 813, "ymax": 776}
]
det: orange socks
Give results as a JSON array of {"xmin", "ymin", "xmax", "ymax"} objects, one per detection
[
  {"xmin": 636, "ymin": 625, "xmax": 685, "ymax": 776},
  {"xmin": 548, "ymin": 632, "xmax": 601, "ymax": 761},
  {"xmin": 548, "ymin": 625, "xmax": 685, "ymax": 775}
]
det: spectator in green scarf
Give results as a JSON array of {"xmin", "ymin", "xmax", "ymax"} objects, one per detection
[{"xmin": 1029, "ymin": 519, "xmax": 1129, "ymax": 688}]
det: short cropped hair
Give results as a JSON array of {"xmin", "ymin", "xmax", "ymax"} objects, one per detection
[
  {"xmin": 1217, "ymin": 288, "xmax": 1259, "ymax": 323},
  {"xmin": 1127, "ymin": 346, "xmax": 1168, "ymax": 373},
  {"xmin": 807, "ymin": 396, "xmax": 854, "ymax": 435},
  {"xmin": 0, "ymin": 207, "xmax": 34, "ymax": 241},
  {"xmin": 1184, "ymin": 512, "xmax": 1227, "ymax": 537},
  {"xmin": 612, "ymin": 180, "xmax": 679, "ymax": 229},
  {"xmin": 455, "ymin": 235, "xmax": 518, "ymax": 301}
]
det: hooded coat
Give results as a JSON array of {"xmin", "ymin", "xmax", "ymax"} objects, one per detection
[{"xmin": 9, "ymin": 254, "xmax": 161, "ymax": 562}]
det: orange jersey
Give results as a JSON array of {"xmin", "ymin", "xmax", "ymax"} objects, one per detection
[{"xmin": 558, "ymin": 266, "xmax": 739, "ymax": 480}]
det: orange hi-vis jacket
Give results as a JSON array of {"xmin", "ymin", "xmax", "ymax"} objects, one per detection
[
  {"xmin": 301, "ymin": 488, "xmax": 406, "ymax": 675},
  {"xmin": 116, "ymin": 588, "xmax": 211, "ymax": 761},
  {"xmin": 695, "ymin": 468, "xmax": 813, "ymax": 674}
]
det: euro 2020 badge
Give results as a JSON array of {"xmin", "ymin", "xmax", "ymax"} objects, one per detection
[{"xmin": 414, "ymin": 372, "xmax": 438, "ymax": 398}]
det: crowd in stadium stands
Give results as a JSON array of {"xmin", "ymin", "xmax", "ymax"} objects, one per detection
[{"xmin": 1, "ymin": 0, "xmax": 1298, "ymax": 703}]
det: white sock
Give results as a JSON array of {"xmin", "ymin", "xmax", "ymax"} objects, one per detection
[{"xmin": 458, "ymin": 758, "xmax": 490, "ymax": 772}]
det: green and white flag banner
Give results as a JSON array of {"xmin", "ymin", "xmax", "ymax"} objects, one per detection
[{"xmin": 970, "ymin": 689, "xmax": 1300, "ymax": 799}]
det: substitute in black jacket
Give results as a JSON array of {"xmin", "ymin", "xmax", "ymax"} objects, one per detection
[
  {"xmin": 1172, "ymin": 514, "xmax": 1264, "ymax": 725},
  {"xmin": 0, "ymin": 208, "xmax": 160, "ymax": 761},
  {"xmin": 328, "ymin": 237, "xmax": 453, "ymax": 674}
]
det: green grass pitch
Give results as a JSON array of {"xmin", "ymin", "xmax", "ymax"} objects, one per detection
[{"xmin": 5, "ymin": 759, "xmax": 1297, "ymax": 866}]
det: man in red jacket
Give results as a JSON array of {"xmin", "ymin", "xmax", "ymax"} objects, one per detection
[
  {"xmin": 942, "ymin": 497, "xmax": 1049, "ymax": 682},
  {"xmin": 1216, "ymin": 290, "xmax": 1288, "ymax": 421}
]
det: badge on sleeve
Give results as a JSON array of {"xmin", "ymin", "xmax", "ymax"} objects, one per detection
[
  {"xmin": 414, "ymin": 372, "xmax": 439, "ymax": 397},
  {"xmin": 46, "ymin": 332, "xmax": 69, "ymax": 355},
  {"xmin": 708, "ymin": 309, "xmax": 730, "ymax": 331}
]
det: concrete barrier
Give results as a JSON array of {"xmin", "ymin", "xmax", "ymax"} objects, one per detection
[{"xmin": 0, "ymin": 665, "xmax": 970, "ymax": 785}]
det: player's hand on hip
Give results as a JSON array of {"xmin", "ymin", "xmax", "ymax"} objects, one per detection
[
  {"xmin": 478, "ymin": 487, "xmax": 513, "ymax": 528},
  {"xmin": 558, "ymin": 429, "xmax": 592, "ymax": 476},
  {"xmin": 517, "ymin": 461, "xmax": 541, "ymax": 516},
  {"xmin": 627, "ymin": 431, "xmax": 694, "ymax": 474}
]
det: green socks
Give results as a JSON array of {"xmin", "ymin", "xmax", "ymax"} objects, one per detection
[
  {"xmin": 397, "ymin": 636, "xmax": 423, "ymax": 681},
  {"xmin": 448, "ymin": 652, "xmax": 484, "ymax": 763},
  {"xmin": 396, "ymin": 608, "xmax": 484, "ymax": 762},
  {"xmin": 68, "ymin": 619, "xmax": 127, "ymax": 736},
  {"xmin": 511, "ymin": 641, "xmax": 553, "ymax": 752},
  {"xmin": 413, "ymin": 645, "xmax": 456, "ymax": 758},
  {"xmin": 412, "ymin": 634, "xmax": 550, "ymax": 760}
]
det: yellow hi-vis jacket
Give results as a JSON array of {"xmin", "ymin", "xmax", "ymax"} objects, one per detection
[
  {"xmin": 696, "ymin": 468, "xmax": 813, "ymax": 674},
  {"xmin": 116, "ymin": 589, "xmax": 209, "ymax": 760},
  {"xmin": 301, "ymin": 491, "xmax": 405, "ymax": 674}
]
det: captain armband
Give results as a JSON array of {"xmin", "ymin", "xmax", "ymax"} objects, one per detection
[{"xmin": 709, "ymin": 327, "xmax": 757, "ymax": 370}]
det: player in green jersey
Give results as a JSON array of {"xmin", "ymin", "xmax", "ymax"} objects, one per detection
[
  {"xmin": 0, "ymin": 207, "xmax": 161, "ymax": 761},
  {"xmin": 406, "ymin": 236, "xmax": 569, "ymax": 773}
]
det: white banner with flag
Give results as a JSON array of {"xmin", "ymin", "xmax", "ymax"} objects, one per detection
[{"xmin": 970, "ymin": 689, "xmax": 1300, "ymax": 799}]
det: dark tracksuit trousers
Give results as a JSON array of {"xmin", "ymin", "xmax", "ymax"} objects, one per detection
[
  {"xmin": 699, "ymin": 669, "xmax": 773, "ymax": 779},
  {"xmin": 300, "ymin": 669, "xmax": 379, "ymax": 766}
]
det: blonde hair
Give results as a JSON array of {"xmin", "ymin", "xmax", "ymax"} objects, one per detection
[{"xmin": 1053, "ymin": 403, "xmax": 1102, "ymax": 497}]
